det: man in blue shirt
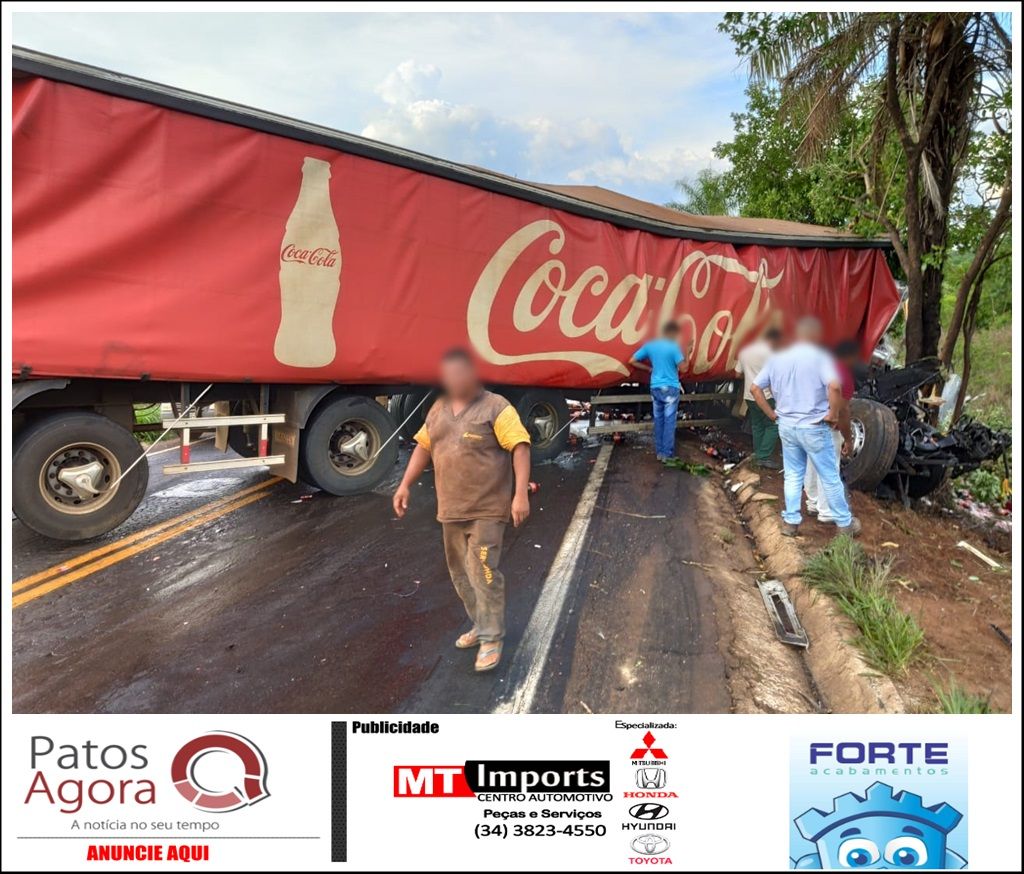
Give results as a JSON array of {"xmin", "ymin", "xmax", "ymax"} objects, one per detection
[
  {"xmin": 630, "ymin": 321, "xmax": 688, "ymax": 461},
  {"xmin": 750, "ymin": 317, "xmax": 860, "ymax": 537}
]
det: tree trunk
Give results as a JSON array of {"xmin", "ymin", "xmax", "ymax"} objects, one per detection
[
  {"xmin": 938, "ymin": 176, "xmax": 1012, "ymax": 368},
  {"xmin": 920, "ymin": 265, "xmax": 945, "ymax": 359}
]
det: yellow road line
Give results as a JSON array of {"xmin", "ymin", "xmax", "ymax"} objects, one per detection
[
  {"xmin": 13, "ymin": 490, "xmax": 272, "ymax": 608},
  {"xmin": 14, "ymin": 478, "xmax": 282, "ymax": 593}
]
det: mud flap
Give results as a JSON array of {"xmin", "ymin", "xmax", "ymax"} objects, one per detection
[{"xmin": 271, "ymin": 422, "xmax": 300, "ymax": 483}]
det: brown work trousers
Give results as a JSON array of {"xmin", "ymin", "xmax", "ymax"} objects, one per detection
[{"xmin": 441, "ymin": 519, "xmax": 508, "ymax": 643}]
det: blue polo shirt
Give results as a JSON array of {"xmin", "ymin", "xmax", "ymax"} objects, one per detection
[{"xmin": 633, "ymin": 339, "xmax": 684, "ymax": 389}]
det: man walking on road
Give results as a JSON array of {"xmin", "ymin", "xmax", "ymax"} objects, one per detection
[
  {"xmin": 393, "ymin": 348, "xmax": 532, "ymax": 673},
  {"xmin": 735, "ymin": 326, "xmax": 783, "ymax": 469},
  {"xmin": 749, "ymin": 317, "xmax": 861, "ymax": 537},
  {"xmin": 630, "ymin": 321, "xmax": 690, "ymax": 462}
]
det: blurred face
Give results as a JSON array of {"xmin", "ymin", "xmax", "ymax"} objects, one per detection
[
  {"xmin": 439, "ymin": 356, "xmax": 480, "ymax": 400},
  {"xmin": 795, "ymin": 320, "xmax": 824, "ymax": 345},
  {"xmin": 838, "ymin": 351, "xmax": 859, "ymax": 368}
]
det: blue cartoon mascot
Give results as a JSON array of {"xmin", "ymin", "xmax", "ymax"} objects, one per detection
[{"xmin": 792, "ymin": 782, "xmax": 966, "ymax": 869}]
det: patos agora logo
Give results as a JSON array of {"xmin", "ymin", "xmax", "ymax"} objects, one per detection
[{"xmin": 171, "ymin": 731, "xmax": 270, "ymax": 813}]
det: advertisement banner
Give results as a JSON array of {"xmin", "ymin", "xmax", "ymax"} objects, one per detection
[{"xmin": 12, "ymin": 77, "xmax": 900, "ymax": 387}]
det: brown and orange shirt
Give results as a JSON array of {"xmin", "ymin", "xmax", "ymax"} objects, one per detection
[{"xmin": 413, "ymin": 391, "xmax": 531, "ymax": 523}]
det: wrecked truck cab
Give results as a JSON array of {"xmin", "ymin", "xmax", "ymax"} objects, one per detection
[{"xmin": 842, "ymin": 359, "xmax": 1010, "ymax": 501}]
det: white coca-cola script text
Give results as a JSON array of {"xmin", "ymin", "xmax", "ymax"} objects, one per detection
[{"xmin": 467, "ymin": 220, "xmax": 783, "ymax": 378}]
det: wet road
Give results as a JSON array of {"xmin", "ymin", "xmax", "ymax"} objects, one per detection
[{"xmin": 12, "ymin": 437, "xmax": 739, "ymax": 714}]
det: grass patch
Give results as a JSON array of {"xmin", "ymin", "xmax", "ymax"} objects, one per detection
[
  {"xmin": 951, "ymin": 323, "xmax": 1012, "ymax": 429},
  {"xmin": 933, "ymin": 678, "xmax": 993, "ymax": 714},
  {"xmin": 803, "ymin": 536, "xmax": 925, "ymax": 676},
  {"xmin": 133, "ymin": 403, "xmax": 163, "ymax": 443}
]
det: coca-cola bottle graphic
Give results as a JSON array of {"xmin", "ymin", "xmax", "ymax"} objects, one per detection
[{"xmin": 274, "ymin": 157, "xmax": 341, "ymax": 368}]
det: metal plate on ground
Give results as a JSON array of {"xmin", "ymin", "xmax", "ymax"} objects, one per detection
[{"xmin": 757, "ymin": 579, "xmax": 809, "ymax": 648}]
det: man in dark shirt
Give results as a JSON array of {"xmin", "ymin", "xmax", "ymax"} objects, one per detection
[{"xmin": 393, "ymin": 348, "xmax": 532, "ymax": 672}]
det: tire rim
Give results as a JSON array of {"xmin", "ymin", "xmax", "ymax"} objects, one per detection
[
  {"xmin": 847, "ymin": 418, "xmax": 867, "ymax": 460},
  {"xmin": 39, "ymin": 441, "xmax": 121, "ymax": 515},
  {"xmin": 526, "ymin": 401, "xmax": 559, "ymax": 447},
  {"xmin": 327, "ymin": 418, "xmax": 381, "ymax": 476}
]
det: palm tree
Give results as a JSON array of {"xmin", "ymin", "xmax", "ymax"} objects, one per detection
[{"xmin": 721, "ymin": 12, "xmax": 1011, "ymax": 363}]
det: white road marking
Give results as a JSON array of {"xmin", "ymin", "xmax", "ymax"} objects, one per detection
[{"xmin": 494, "ymin": 442, "xmax": 614, "ymax": 714}]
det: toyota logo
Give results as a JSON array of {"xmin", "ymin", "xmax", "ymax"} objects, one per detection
[
  {"xmin": 632, "ymin": 835, "xmax": 671, "ymax": 855},
  {"xmin": 628, "ymin": 802, "xmax": 669, "ymax": 820}
]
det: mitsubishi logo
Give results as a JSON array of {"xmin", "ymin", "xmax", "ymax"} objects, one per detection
[{"xmin": 631, "ymin": 731, "xmax": 668, "ymax": 760}]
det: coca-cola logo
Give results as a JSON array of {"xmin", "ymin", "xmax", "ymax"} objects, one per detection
[
  {"xmin": 281, "ymin": 244, "xmax": 339, "ymax": 267},
  {"xmin": 467, "ymin": 220, "xmax": 783, "ymax": 378}
]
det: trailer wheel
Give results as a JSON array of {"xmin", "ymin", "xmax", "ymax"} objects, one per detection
[
  {"xmin": 842, "ymin": 398, "xmax": 900, "ymax": 493},
  {"xmin": 300, "ymin": 395, "xmax": 398, "ymax": 495},
  {"xmin": 508, "ymin": 388, "xmax": 570, "ymax": 463},
  {"xmin": 387, "ymin": 391, "xmax": 431, "ymax": 441},
  {"xmin": 13, "ymin": 411, "xmax": 149, "ymax": 541}
]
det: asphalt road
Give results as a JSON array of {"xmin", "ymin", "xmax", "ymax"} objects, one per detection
[{"xmin": 12, "ymin": 437, "xmax": 737, "ymax": 714}]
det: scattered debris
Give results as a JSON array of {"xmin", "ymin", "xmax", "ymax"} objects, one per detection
[
  {"xmin": 596, "ymin": 506, "xmax": 667, "ymax": 520},
  {"xmin": 663, "ymin": 459, "xmax": 711, "ymax": 476},
  {"xmin": 756, "ymin": 579, "xmax": 809, "ymax": 648},
  {"xmin": 990, "ymin": 624, "xmax": 1011, "ymax": 648},
  {"xmin": 956, "ymin": 540, "xmax": 1001, "ymax": 569}
]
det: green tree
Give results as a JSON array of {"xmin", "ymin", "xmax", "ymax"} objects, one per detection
[
  {"xmin": 713, "ymin": 83, "xmax": 816, "ymax": 223},
  {"xmin": 666, "ymin": 167, "xmax": 736, "ymax": 216},
  {"xmin": 719, "ymin": 11, "xmax": 1011, "ymax": 363}
]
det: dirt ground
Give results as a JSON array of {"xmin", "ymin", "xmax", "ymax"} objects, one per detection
[{"xmin": 724, "ymin": 449, "xmax": 1013, "ymax": 713}]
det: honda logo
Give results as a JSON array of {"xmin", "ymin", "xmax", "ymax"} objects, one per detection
[{"xmin": 635, "ymin": 768, "xmax": 666, "ymax": 789}]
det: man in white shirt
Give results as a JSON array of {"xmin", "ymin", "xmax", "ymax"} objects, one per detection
[
  {"xmin": 735, "ymin": 327, "xmax": 782, "ymax": 469},
  {"xmin": 749, "ymin": 318, "xmax": 861, "ymax": 537}
]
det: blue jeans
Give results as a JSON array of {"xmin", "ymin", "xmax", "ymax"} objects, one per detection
[
  {"xmin": 651, "ymin": 386, "xmax": 680, "ymax": 458},
  {"xmin": 777, "ymin": 422, "xmax": 852, "ymax": 527}
]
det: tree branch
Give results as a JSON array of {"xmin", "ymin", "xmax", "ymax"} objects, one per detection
[
  {"xmin": 938, "ymin": 171, "xmax": 1012, "ymax": 367},
  {"xmin": 884, "ymin": 22, "xmax": 914, "ymax": 152}
]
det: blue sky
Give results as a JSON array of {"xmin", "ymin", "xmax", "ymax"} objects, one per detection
[{"xmin": 13, "ymin": 10, "xmax": 750, "ymax": 204}]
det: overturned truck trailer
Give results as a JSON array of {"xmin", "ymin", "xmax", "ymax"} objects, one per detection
[{"xmin": 12, "ymin": 47, "xmax": 902, "ymax": 540}]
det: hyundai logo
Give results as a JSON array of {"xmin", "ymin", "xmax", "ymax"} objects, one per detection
[{"xmin": 628, "ymin": 802, "xmax": 669, "ymax": 821}]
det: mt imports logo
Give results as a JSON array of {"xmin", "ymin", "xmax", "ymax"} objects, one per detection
[{"xmin": 789, "ymin": 738, "xmax": 967, "ymax": 870}]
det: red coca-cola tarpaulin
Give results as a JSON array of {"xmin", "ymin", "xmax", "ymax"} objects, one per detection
[{"xmin": 12, "ymin": 76, "xmax": 901, "ymax": 388}]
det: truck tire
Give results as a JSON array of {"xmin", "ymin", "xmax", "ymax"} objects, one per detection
[
  {"xmin": 387, "ymin": 391, "xmax": 431, "ymax": 441},
  {"xmin": 842, "ymin": 398, "xmax": 899, "ymax": 493},
  {"xmin": 300, "ymin": 395, "xmax": 398, "ymax": 495},
  {"xmin": 507, "ymin": 388, "xmax": 570, "ymax": 463},
  {"xmin": 13, "ymin": 411, "xmax": 149, "ymax": 541}
]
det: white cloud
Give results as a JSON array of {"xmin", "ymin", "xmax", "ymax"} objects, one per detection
[{"xmin": 12, "ymin": 10, "xmax": 745, "ymax": 202}]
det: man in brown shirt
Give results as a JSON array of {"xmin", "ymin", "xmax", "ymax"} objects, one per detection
[{"xmin": 393, "ymin": 348, "xmax": 532, "ymax": 672}]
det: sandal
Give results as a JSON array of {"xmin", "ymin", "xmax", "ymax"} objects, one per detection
[
  {"xmin": 455, "ymin": 630, "xmax": 479, "ymax": 649},
  {"xmin": 475, "ymin": 641, "xmax": 503, "ymax": 672}
]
